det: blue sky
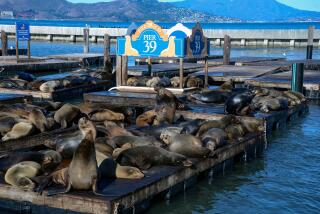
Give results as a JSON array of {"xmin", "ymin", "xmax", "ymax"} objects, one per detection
[{"xmin": 68, "ymin": 0, "xmax": 320, "ymax": 12}]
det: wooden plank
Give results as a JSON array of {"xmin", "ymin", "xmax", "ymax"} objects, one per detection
[
  {"xmin": 203, "ymin": 56, "xmax": 286, "ymax": 66},
  {"xmin": 192, "ymin": 65, "xmax": 284, "ymax": 82},
  {"xmin": 0, "ymin": 81, "xmax": 112, "ymax": 101},
  {"xmin": 135, "ymin": 55, "xmax": 223, "ymax": 65},
  {"xmin": 245, "ymin": 70, "xmax": 320, "ymax": 91},
  {"xmin": 223, "ymin": 35, "xmax": 231, "ymax": 65},
  {"xmin": 238, "ymin": 59, "xmax": 320, "ymax": 70}
]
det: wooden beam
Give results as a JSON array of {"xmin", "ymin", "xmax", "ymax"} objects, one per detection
[
  {"xmin": 1, "ymin": 30, "xmax": 7, "ymax": 56},
  {"xmin": 116, "ymin": 55, "xmax": 122, "ymax": 86},
  {"xmin": 223, "ymin": 35, "xmax": 231, "ymax": 65},
  {"xmin": 83, "ymin": 28, "xmax": 90, "ymax": 54}
]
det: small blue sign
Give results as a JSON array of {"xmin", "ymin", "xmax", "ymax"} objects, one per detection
[
  {"xmin": 117, "ymin": 20, "xmax": 185, "ymax": 58},
  {"xmin": 16, "ymin": 22, "xmax": 30, "ymax": 41},
  {"xmin": 187, "ymin": 23, "xmax": 209, "ymax": 57}
]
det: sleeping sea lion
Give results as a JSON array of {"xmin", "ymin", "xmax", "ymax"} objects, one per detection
[
  {"xmin": 185, "ymin": 76, "xmax": 203, "ymax": 88},
  {"xmin": 39, "ymin": 80, "xmax": 61, "ymax": 92},
  {"xmin": 136, "ymin": 110, "xmax": 157, "ymax": 127},
  {"xmin": 189, "ymin": 90, "xmax": 231, "ymax": 104},
  {"xmin": 116, "ymin": 146, "xmax": 193, "ymax": 170},
  {"xmin": 219, "ymin": 80, "xmax": 234, "ymax": 91},
  {"xmin": 225, "ymin": 91, "xmax": 254, "ymax": 115},
  {"xmin": 14, "ymin": 72, "xmax": 35, "ymax": 82},
  {"xmin": 90, "ymin": 109, "xmax": 125, "ymax": 122},
  {"xmin": 201, "ymin": 128, "xmax": 227, "ymax": 151},
  {"xmin": 2, "ymin": 122, "xmax": 34, "ymax": 141},
  {"xmin": 196, "ymin": 115, "xmax": 237, "ymax": 138},
  {"xmin": 54, "ymin": 104, "xmax": 80, "ymax": 129},
  {"xmin": 28, "ymin": 108, "xmax": 48, "ymax": 133},
  {"xmin": 225, "ymin": 124, "xmax": 246, "ymax": 141},
  {"xmin": 160, "ymin": 133, "xmax": 213, "ymax": 158},
  {"xmin": 179, "ymin": 119, "xmax": 204, "ymax": 135},
  {"xmin": 111, "ymin": 135, "xmax": 164, "ymax": 148},
  {"xmin": 5, "ymin": 161, "xmax": 41, "ymax": 191},
  {"xmin": 0, "ymin": 116, "xmax": 17, "ymax": 136},
  {"xmin": 104, "ymin": 121, "xmax": 133, "ymax": 137}
]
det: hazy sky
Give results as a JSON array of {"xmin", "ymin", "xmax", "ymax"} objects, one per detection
[{"xmin": 68, "ymin": 0, "xmax": 320, "ymax": 12}]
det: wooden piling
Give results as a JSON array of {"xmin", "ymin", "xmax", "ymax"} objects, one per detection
[
  {"xmin": 116, "ymin": 55, "xmax": 122, "ymax": 86},
  {"xmin": 103, "ymin": 34, "xmax": 113, "ymax": 73},
  {"xmin": 83, "ymin": 28, "xmax": 90, "ymax": 54},
  {"xmin": 204, "ymin": 56, "xmax": 209, "ymax": 88},
  {"xmin": 223, "ymin": 35, "xmax": 231, "ymax": 65},
  {"xmin": 306, "ymin": 26, "xmax": 315, "ymax": 60},
  {"xmin": 179, "ymin": 58, "xmax": 184, "ymax": 89},
  {"xmin": 121, "ymin": 56, "xmax": 128, "ymax": 86},
  {"xmin": 1, "ymin": 30, "xmax": 7, "ymax": 56},
  {"xmin": 148, "ymin": 57, "xmax": 152, "ymax": 75}
]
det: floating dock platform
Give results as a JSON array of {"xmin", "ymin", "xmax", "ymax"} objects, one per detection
[
  {"xmin": 203, "ymin": 56, "xmax": 286, "ymax": 66},
  {"xmin": 135, "ymin": 55, "xmax": 223, "ymax": 65},
  {"xmin": 0, "ymin": 111, "xmax": 266, "ymax": 214},
  {"xmin": 245, "ymin": 70, "xmax": 320, "ymax": 99}
]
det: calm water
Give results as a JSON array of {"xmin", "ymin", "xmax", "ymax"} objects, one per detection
[
  {"xmin": 149, "ymin": 102, "xmax": 320, "ymax": 214},
  {"xmin": 1, "ymin": 19, "xmax": 320, "ymax": 29}
]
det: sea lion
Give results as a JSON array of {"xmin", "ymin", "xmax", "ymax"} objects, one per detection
[
  {"xmin": 196, "ymin": 115, "xmax": 237, "ymax": 137},
  {"xmin": 62, "ymin": 76, "xmax": 82, "ymax": 87},
  {"xmin": 154, "ymin": 87, "xmax": 177, "ymax": 125},
  {"xmin": 27, "ymin": 79, "xmax": 46, "ymax": 90},
  {"xmin": 39, "ymin": 80, "xmax": 61, "ymax": 92},
  {"xmin": 111, "ymin": 135, "xmax": 164, "ymax": 148},
  {"xmin": 160, "ymin": 133, "xmax": 213, "ymax": 158},
  {"xmin": 0, "ymin": 150, "xmax": 61, "ymax": 173},
  {"xmin": 189, "ymin": 90, "xmax": 231, "ymax": 104},
  {"xmin": 2, "ymin": 122, "xmax": 34, "ymax": 141},
  {"xmin": 5, "ymin": 161, "xmax": 41, "ymax": 191},
  {"xmin": 14, "ymin": 72, "xmax": 35, "ymax": 82},
  {"xmin": 54, "ymin": 104, "xmax": 80, "ymax": 129},
  {"xmin": 251, "ymin": 96, "xmax": 289, "ymax": 113},
  {"xmin": 170, "ymin": 76, "xmax": 181, "ymax": 88},
  {"xmin": 99, "ymin": 158, "xmax": 144, "ymax": 179},
  {"xmin": 104, "ymin": 121, "xmax": 133, "ymax": 137},
  {"xmin": 201, "ymin": 128, "xmax": 227, "ymax": 151},
  {"xmin": 239, "ymin": 117, "xmax": 265, "ymax": 133},
  {"xmin": 47, "ymin": 117, "xmax": 96, "ymax": 159},
  {"xmin": 179, "ymin": 119, "xmax": 204, "ymax": 135},
  {"xmin": 90, "ymin": 109, "xmax": 125, "ymax": 122},
  {"xmin": 136, "ymin": 110, "xmax": 157, "ymax": 127},
  {"xmin": 219, "ymin": 80, "xmax": 234, "ymax": 91},
  {"xmin": 30, "ymin": 101, "xmax": 63, "ymax": 111},
  {"xmin": 186, "ymin": 76, "xmax": 203, "ymax": 88},
  {"xmin": 128, "ymin": 125, "xmax": 183, "ymax": 138},
  {"xmin": 43, "ymin": 130, "xmax": 101, "ymax": 196},
  {"xmin": 225, "ymin": 124, "xmax": 246, "ymax": 141},
  {"xmin": 283, "ymin": 91, "xmax": 305, "ymax": 105},
  {"xmin": 116, "ymin": 146, "xmax": 193, "ymax": 170},
  {"xmin": 28, "ymin": 108, "xmax": 48, "ymax": 133},
  {"xmin": 127, "ymin": 77, "xmax": 150, "ymax": 86},
  {"xmin": 0, "ymin": 116, "xmax": 17, "ymax": 136},
  {"xmin": 225, "ymin": 91, "xmax": 254, "ymax": 115}
]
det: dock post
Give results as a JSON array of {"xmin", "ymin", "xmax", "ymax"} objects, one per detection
[
  {"xmin": 103, "ymin": 34, "xmax": 112, "ymax": 73},
  {"xmin": 15, "ymin": 35, "xmax": 19, "ymax": 62},
  {"xmin": 83, "ymin": 28, "xmax": 90, "ymax": 54},
  {"xmin": 121, "ymin": 56, "xmax": 128, "ymax": 86},
  {"xmin": 263, "ymin": 39, "xmax": 269, "ymax": 47},
  {"xmin": 179, "ymin": 58, "xmax": 184, "ymax": 89},
  {"xmin": 70, "ymin": 35, "xmax": 76, "ymax": 43},
  {"xmin": 116, "ymin": 55, "xmax": 122, "ymax": 86},
  {"xmin": 223, "ymin": 35, "xmax": 231, "ymax": 65},
  {"xmin": 1, "ymin": 30, "xmax": 8, "ymax": 56},
  {"xmin": 204, "ymin": 56, "xmax": 209, "ymax": 88},
  {"xmin": 306, "ymin": 26, "xmax": 314, "ymax": 60},
  {"xmin": 27, "ymin": 40, "xmax": 31, "ymax": 59},
  {"xmin": 148, "ymin": 57, "xmax": 152, "ymax": 75},
  {"xmin": 291, "ymin": 63, "xmax": 304, "ymax": 93}
]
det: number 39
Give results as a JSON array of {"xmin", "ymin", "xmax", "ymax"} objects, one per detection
[{"xmin": 143, "ymin": 41, "xmax": 157, "ymax": 53}]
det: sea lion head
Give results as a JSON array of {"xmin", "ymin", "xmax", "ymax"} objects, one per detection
[
  {"xmin": 41, "ymin": 150, "xmax": 62, "ymax": 169},
  {"xmin": 78, "ymin": 117, "xmax": 97, "ymax": 140},
  {"xmin": 118, "ymin": 165, "xmax": 144, "ymax": 179}
]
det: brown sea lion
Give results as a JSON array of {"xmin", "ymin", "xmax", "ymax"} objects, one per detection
[
  {"xmin": 54, "ymin": 104, "xmax": 80, "ymax": 129},
  {"xmin": 5, "ymin": 161, "xmax": 41, "ymax": 191},
  {"xmin": 201, "ymin": 128, "xmax": 227, "ymax": 151},
  {"xmin": 98, "ymin": 158, "xmax": 144, "ymax": 179},
  {"xmin": 154, "ymin": 87, "xmax": 177, "ymax": 125},
  {"xmin": 28, "ymin": 109, "xmax": 48, "ymax": 133},
  {"xmin": 90, "ymin": 109, "xmax": 125, "ymax": 122},
  {"xmin": 104, "ymin": 121, "xmax": 133, "ymax": 137},
  {"xmin": 136, "ymin": 110, "xmax": 157, "ymax": 127},
  {"xmin": 219, "ymin": 80, "xmax": 234, "ymax": 91},
  {"xmin": 111, "ymin": 135, "xmax": 164, "ymax": 148},
  {"xmin": 196, "ymin": 115, "xmax": 237, "ymax": 138},
  {"xmin": 186, "ymin": 76, "xmax": 203, "ymax": 88},
  {"xmin": 1, "ymin": 122, "xmax": 34, "ymax": 141},
  {"xmin": 225, "ymin": 124, "xmax": 246, "ymax": 141},
  {"xmin": 115, "ymin": 146, "xmax": 193, "ymax": 170},
  {"xmin": 160, "ymin": 133, "xmax": 213, "ymax": 158}
]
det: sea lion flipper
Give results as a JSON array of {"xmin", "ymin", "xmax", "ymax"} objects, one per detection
[{"xmin": 47, "ymin": 181, "xmax": 71, "ymax": 196}]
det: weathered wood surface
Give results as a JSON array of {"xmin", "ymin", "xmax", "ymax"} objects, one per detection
[
  {"xmin": 203, "ymin": 56, "xmax": 286, "ymax": 66},
  {"xmin": 0, "ymin": 93, "xmax": 32, "ymax": 104},
  {"xmin": 0, "ymin": 81, "xmax": 112, "ymax": 101},
  {"xmin": 0, "ymin": 124, "xmax": 266, "ymax": 214},
  {"xmin": 245, "ymin": 70, "xmax": 320, "ymax": 91},
  {"xmin": 128, "ymin": 63, "xmax": 212, "ymax": 77},
  {"xmin": 135, "ymin": 55, "xmax": 223, "ymax": 65},
  {"xmin": 0, "ymin": 126, "xmax": 78, "ymax": 153},
  {"xmin": 192, "ymin": 65, "xmax": 284, "ymax": 82},
  {"xmin": 239, "ymin": 59, "xmax": 320, "ymax": 70}
]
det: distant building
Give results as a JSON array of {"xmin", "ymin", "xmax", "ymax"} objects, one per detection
[{"xmin": 0, "ymin": 11, "xmax": 14, "ymax": 19}]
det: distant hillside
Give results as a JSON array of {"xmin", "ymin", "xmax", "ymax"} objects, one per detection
[
  {"xmin": 173, "ymin": 0, "xmax": 320, "ymax": 21},
  {"xmin": 0, "ymin": 0, "xmax": 238, "ymax": 22}
]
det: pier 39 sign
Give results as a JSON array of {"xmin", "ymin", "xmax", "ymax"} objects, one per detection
[{"xmin": 117, "ymin": 20, "xmax": 185, "ymax": 57}]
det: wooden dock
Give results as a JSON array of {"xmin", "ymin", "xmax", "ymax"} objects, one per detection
[
  {"xmin": 191, "ymin": 65, "xmax": 285, "ymax": 83},
  {"xmin": 135, "ymin": 55, "xmax": 223, "ymax": 65},
  {"xmin": 245, "ymin": 70, "xmax": 320, "ymax": 99},
  {"xmin": 0, "ymin": 54, "xmax": 116, "ymax": 75},
  {"xmin": 128, "ymin": 63, "xmax": 212, "ymax": 77},
  {"xmin": 236, "ymin": 59, "xmax": 320, "ymax": 70},
  {"xmin": 0, "ymin": 111, "xmax": 266, "ymax": 214},
  {"xmin": 0, "ymin": 93, "xmax": 32, "ymax": 104},
  {"xmin": 203, "ymin": 56, "xmax": 286, "ymax": 66},
  {"xmin": 0, "ymin": 80, "xmax": 112, "ymax": 101}
]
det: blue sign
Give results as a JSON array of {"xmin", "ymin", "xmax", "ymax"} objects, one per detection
[
  {"xmin": 16, "ymin": 22, "xmax": 30, "ymax": 41},
  {"xmin": 187, "ymin": 23, "xmax": 209, "ymax": 57},
  {"xmin": 117, "ymin": 20, "xmax": 185, "ymax": 57}
]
